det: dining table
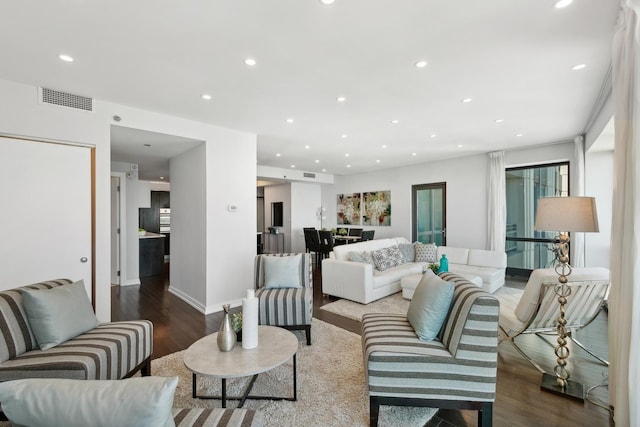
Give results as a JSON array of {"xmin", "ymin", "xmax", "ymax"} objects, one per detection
[{"xmin": 333, "ymin": 235, "xmax": 361, "ymax": 244}]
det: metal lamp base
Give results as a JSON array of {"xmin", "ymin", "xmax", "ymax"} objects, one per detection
[{"xmin": 540, "ymin": 373, "xmax": 584, "ymax": 402}]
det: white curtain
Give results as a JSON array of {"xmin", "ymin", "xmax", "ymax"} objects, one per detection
[
  {"xmin": 487, "ymin": 151, "xmax": 506, "ymax": 252},
  {"xmin": 610, "ymin": 2, "xmax": 640, "ymax": 426},
  {"xmin": 572, "ymin": 135, "xmax": 586, "ymax": 267}
]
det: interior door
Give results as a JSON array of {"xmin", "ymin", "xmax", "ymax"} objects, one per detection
[
  {"xmin": 0, "ymin": 136, "xmax": 94, "ymax": 300},
  {"xmin": 412, "ymin": 182, "xmax": 446, "ymax": 245},
  {"xmin": 111, "ymin": 176, "xmax": 120, "ymax": 285}
]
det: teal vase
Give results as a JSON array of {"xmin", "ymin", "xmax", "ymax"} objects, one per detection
[{"xmin": 438, "ymin": 254, "xmax": 449, "ymax": 273}]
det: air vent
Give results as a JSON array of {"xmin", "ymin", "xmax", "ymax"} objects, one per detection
[
  {"xmin": 39, "ymin": 87, "xmax": 93, "ymax": 112},
  {"xmin": 303, "ymin": 172, "xmax": 316, "ymax": 179}
]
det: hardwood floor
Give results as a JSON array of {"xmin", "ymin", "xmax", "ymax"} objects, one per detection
[{"xmin": 112, "ymin": 264, "xmax": 613, "ymax": 427}]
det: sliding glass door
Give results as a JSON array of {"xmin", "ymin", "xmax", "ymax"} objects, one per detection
[
  {"xmin": 412, "ymin": 183, "xmax": 446, "ymax": 245},
  {"xmin": 505, "ymin": 162, "xmax": 569, "ymax": 276}
]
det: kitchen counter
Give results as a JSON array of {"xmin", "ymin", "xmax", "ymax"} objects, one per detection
[{"xmin": 139, "ymin": 231, "xmax": 165, "ymax": 239}]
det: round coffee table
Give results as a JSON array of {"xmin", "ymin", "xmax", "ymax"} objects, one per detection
[{"xmin": 184, "ymin": 325, "xmax": 298, "ymax": 408}]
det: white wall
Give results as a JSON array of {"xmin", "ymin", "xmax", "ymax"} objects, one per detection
[
  {"xmin": 322, "ymin": 154, "xmax": 489, "ymax": 249},
  {"xmin": 585, "ymin": 150, "xmax": 614, "ymax": 268},
  {"xmin": 0, "ymin": 77, "xmax": 257, "ymax": 320},
  {"xmin": 290, "ymin": 182, "xmax": 322, "ymax": 253},
  {"xmin": 169, "ymin": 144, "xmax": 207, "ymax": 308}
]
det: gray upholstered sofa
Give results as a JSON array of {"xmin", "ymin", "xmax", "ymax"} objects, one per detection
[{"xmin": 0, "ymin": 279, "xmax": 152, "ymax": 381}]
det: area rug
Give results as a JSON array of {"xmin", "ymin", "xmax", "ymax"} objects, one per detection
[
  {"xmin": 153, "ymin": 318, "xmax": 436, "ymax": 426},
  {"xmin": 320, "ymin": 292, "xmax": 410, "ymax": 321}
]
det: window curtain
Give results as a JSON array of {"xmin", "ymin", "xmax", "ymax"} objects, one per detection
[
  {"xmin": 572, "ymin": 135, "xmax": 586, "ymax": 267},
  {"xmin": 487, "ymin": 151, "xmax": 506, "ymax": 252},
  {"xmin": 610, "ymin": 2, "xmax": 640, "ymax": 426}
]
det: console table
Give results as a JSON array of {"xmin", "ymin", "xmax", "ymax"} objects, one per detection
[{"xmin": 264, "ymin": 233, "xmax": 284, "ymax": 253}]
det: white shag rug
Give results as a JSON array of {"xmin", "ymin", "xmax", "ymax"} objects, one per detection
[
  {"xmin": 154, "ymin": 318, "xmax": 436, "ymax": 427},
  {"xmin": 320, "ymin": 292, "xmax": 410, "ymax": 321}
]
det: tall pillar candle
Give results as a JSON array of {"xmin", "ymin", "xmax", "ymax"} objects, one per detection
[{"xmin": 242, "ymin": 289, "xmax": 259, "ymax": 350}]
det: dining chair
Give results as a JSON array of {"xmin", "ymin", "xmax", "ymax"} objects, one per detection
[
  {"xmin": 318, "ymin": 230, "xmax": 334, "ymax": 266},
  {"xmin": 360, "ymin": 230, "xmax": 375, "ymax": 241},
  {"xmin": 348, "ymin": 228, "xmax": 363, "ymax": 237},
  {"xmin": 303, "ymin": 228, "xmax": 321, "ymax": 265}
]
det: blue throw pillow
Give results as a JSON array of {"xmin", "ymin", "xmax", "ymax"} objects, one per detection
[
  {"xmin": 263, "ymin": 255, "xmax": 302, "ymax": 288},
  {"xmin": 406, "ymin": 270, "xmax": 454, "ymax": 341},
  {"xmin": 22, "ymin": 280, "xmax": 99, "ymax": 350}
]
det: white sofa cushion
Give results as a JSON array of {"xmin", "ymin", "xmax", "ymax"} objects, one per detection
[
  {"xmin": 372, "ymin": 262, "xmax": 426, "ymax": 289},
  {"xmin": 514, "ymin": 267, "xmax": 610, "ymax": 322},
  {"xmin": 436, "ymin": 246, "xmax": 469, "ymax": 265},
  {"xmin": 332, "ymin": 238, "xmax": 397, "ymax": 261},
  {"xmin": 468, "ymin": 249, "xmax": 507, "ymax": 269},
  {"xmin": 449, "ymin": 264, "xmax": 504, "ymax": 286}
]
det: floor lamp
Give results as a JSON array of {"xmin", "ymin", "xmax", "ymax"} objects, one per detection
[{"xmin": 534, "ymin": 196, "xmax": 599, "ymax": 401}]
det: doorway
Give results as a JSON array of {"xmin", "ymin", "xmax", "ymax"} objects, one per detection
[{"xmin": 412, "ymin": 182, "xmax": 446, "ymax": 245}]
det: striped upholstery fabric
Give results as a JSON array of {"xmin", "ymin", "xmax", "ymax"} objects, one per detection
[
  {"xmin": 254, "ymin": 253, "xmax": 313, "ymax": 344},
  {"xmin": 173, "ymin": 408, "xmax": 263, "ymax": 427},
  {"xmin": 0, "ymin": 279, "xmax": 152, "ymax": 381},
  {"xmin": 362, "ymin": 272, "xmax": 499, "ymax": 425}
]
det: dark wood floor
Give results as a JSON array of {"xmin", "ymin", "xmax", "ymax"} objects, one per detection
[{"xmin": 112, "ymin": 264, "xmax": 613, "ymax": 427}]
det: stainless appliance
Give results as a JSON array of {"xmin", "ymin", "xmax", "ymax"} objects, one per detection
[{"xmin": 159, "ymin": 208, "xmax": 170, "ymax": 233}]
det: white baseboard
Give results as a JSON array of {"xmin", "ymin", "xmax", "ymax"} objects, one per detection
[
  {"xmin": 123, "ymin": 278, "xmax": 141, "ymax": 286},
  {"xmin": 167, "ymin": 286, "xmax": 242, "ymax": 315}
]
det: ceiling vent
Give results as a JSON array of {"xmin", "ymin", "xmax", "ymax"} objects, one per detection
[
  {"xmin": 303, "ymin": 172, "xmax": 316, "ymax": 179},
  {"xmin": 39, "ymin": 87, "xmax": 93, "ymax": 112}
]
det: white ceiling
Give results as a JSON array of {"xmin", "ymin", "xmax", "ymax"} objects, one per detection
[{"xmin": 0, "ymin": 0, "xmax": 619, "ymax": 180}]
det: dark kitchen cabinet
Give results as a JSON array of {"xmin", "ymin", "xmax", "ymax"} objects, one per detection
[
  {"xmin": 139, "ymin": 236, "xmax": 165, "ymax": 277},
  {"xmin": 139, "ymin": 191, "xmax": 169, "ymax": 233}
]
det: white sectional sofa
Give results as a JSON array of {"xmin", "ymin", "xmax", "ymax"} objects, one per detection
[
  {"xmin": 322, "ymin": 238, "xmax": 427, "ymax": 304},
  {"xmin": 436, "ymin": 246, "xmax": 507, "ymax": 293}
]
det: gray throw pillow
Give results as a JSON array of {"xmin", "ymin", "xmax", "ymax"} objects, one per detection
[
  {"xmin": 414, "ymin": 242, "xmax": 437, "ymax": 263},
  {"xmin": 22, "ymin": 280, "xmax": 98, "ymax": 350},
  {"xmin": 406, "ymin": 270, "xmax": 454, "ymax": 341},
  {"xmin": 0, "ymin": 376, "xmax": 178, "ymax": 427},
  {"xmin": 371, "ymin": 246, "xmax": 406, "ymax": 271},
  {"xmin": 348, "ymin": 251, "xmax": 376, "ymax": 268},
  {"xmin": 397, "ymin": 243, "xmax": 415, "ymax": 263},
  {"xmin": 263, "ymin": 254, "xmax": 302, "ymax": 288}
]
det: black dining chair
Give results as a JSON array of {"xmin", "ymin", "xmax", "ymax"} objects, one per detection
[
  {"xmin": 361, "ymin": 230, "xmax": 375, "ymax": 241},
  {"xmin": 318, "ymin": 230, "xmax": 335, "ymax": 267},
  {"xmin": 304, "ymin": 228, "xmax": 322, "ymax": 265},
  {"xmin": 348, "ymin": 228, "xmax": 363, "ymax": 237}
]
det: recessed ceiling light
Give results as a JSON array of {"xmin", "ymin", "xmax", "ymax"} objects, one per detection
[
  {"xmin": 244, "ymin": 58, "xmax": 257, "ymax": 66},
  {"xmin": 341, "ymin": 134, "xmax": 348, "ymax": 139},
  {"xmin": 58, "ymin": 54, "xmax": 74, "ymax": 62},
  {"xmin": 319, "ymin": 0, "xmax": 335, "ymax": 5},
  {"xmin": 322, "ymin": 168, "xmax": 327, "ymax": 172},
  {"xmin": 376, "ymin": 160, "xmax": 381, "ymax": 163},
  {"xmin": 495, "ymin": 119, "xmax": 504, "ymax": 123},
  {"xmin": 414, "ymin": 60, "xmax": 428, "ymax": 68},
  {"xmin": 276, "ymin": 153, "xmax": 281, "ymax": 157},
  {"xmin": 201, "ymin": 94, "xmax": 212, "ymax": 100},
  {"xmin": 516, "ymin": 133, "xmax": 523, "ymax": 137},
  {"xmin": 336, "ymin": 96, "xmax": 346, "ymax": 102},
  {"xmin": 345, "ymin": 153, "xmax": 350, "ymax": 157},
  {"xmin": 461, "ymin": 98, "xmax": 473, "ymax": 103},
  {"xmin": 305, "ymin": 145, "xmax": 310, "ymax": 149},
  {"xmin": 411, "ymin": 153, "xmax": 417, "ymax": 156},
  {"xmin": 290, "ymin": 165, "xmax": 296, "ymax": 168},
  {"xmin": 554, "ymin": 0, "xmax": 572, "ymax": 8},
  {"xmin": 382, "ymin": 145, "xmax": 387, "ymax": 149},
  {"xmin": 346, "ymin": 164, "xmax": 351, "ymax": 168},
  {"xmin": 391, "ymin": 119, "xmax": 399, "ymax": 124},
  {"xmin": 457, "ymin": 144, "xmax": 464, "ymax": 148},
  {"xmin": 430, "ymin": 134, "xmax": 437, "ymax": 139},
  {"xmin": 286, "ymin": 118, "xmax": 294, "ymax": 123},
  {"xmin": 315, "ymin": 160, "xmax": 320, "ymax": 163},
  {"xmin": 572, "ymin": 64, "xmax": 587, "ymax": 70}
]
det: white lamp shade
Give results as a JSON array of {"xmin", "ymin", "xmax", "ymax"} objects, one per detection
[{"xmin": 534, "ymin": 197, "xmax": 599, "ymax": 232}]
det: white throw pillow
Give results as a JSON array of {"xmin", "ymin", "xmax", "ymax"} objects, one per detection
[
  {"xmin": 22, "ymin": 280, "xmax": 98, "ymax": 350},
  {"xmin": 263, "ymin": 254, "xmax": 302, "ymax": 288},
  {"xmin": 0, "ymin": 376, "xmax": 178, "ymax": 427}
]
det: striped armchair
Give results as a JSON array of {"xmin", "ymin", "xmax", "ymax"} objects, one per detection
[
  {"xmin": 254, "ymin": 253, "xmax": 313, "ymax": 345},
  {"xmin": 362, "ymin": 272, "xmax": 499, "ymax": 427},
  {"xmin": 0, "ymin": 279, "xmax": 152, "ymax": 382}
]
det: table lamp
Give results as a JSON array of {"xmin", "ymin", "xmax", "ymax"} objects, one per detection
[{"xmin": 534, "ymin": 196, "xmax": 599, "ymax": 401}]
